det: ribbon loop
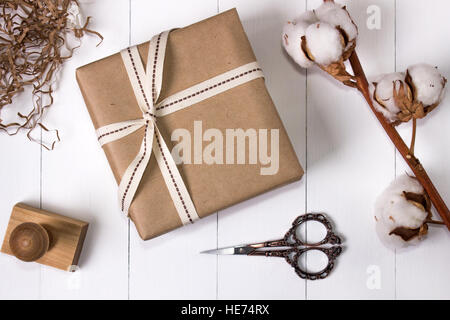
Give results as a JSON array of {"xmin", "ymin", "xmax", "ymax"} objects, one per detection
[
  {"xmin": 96, "ymin": 30, "xmax": 264, "ymax": 225},
  {"xmin": 118, "ymin": 121, "xmax": 154, "ymax": 214},
  {"xmin": 146, "ymin": 31, "xmax": 170, "ymax": 104},
  {"xmin": 121, "ymin": 46, "xmax": 156, "ymax": 116}
]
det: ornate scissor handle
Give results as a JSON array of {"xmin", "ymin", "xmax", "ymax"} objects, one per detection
[
  {"xmin": 291, "ymin": 246, "xmax": 342, "ymax": 280},
  {"xmin": 248, "ymin": 246, "xmax": 342, "ymax": 280},
  {"xmin": 284, "ymin": 213, "xmax": 342, "ymax": 247},
  {"xmin": 247, "ymin": 213, "xmax": 343, "ymax": 280}
]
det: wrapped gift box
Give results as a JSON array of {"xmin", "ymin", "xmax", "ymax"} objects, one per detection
[{"xmin": 76, "ymin": 8, "xmax": 303, "ymax": 240}]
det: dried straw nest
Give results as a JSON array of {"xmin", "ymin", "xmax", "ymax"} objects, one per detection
[{"xmin": 0, "ymin": 0, "xmax": 101, "ymax": 149}]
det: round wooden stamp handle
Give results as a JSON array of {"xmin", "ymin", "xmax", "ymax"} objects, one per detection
[{"xmin": 9, "ymin": 222, "xmax": 50, "ymax": 262}]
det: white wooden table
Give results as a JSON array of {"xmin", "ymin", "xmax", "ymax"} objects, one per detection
[{"xmin": 1, "ymin": 0, "xmax": 449, "ymax": 300}]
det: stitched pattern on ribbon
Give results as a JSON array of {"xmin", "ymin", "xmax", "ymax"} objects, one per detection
[
  {"xmin": 127, "ymin": 48, "xmax": 157, "ymax": 118},
  {"xmin": 151, "ymin": 34, "xmax": 162, "ymax": 103},
  {"xmin": 121, "ymin": 122, "xmax": 149, "ymax": 211},
  {"xmin": 129, "ymin": 34, "xmax": 194, "ymax": 224},
  {"xmin": 156, "ymin": 67, "xmax": 263, "ymax": 111},
  {"xmin": 98, "ymin": 124, "xmax": 134, "ymax": 142},
  {"xmin": 96, "ymin": 29, "xmax": 264, "ymax": 225},
  {"xmin": 155, "ymin": 132, "xmax": 194, "ymax": 224},
  {"xmin": 123, "ymin": 37, "xmax": 194, "ymax": 223}
]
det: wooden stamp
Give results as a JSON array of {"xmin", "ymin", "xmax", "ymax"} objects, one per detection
[{"xmin": 1, "ymin": 203, "xmax": 89, "ymax": 272}]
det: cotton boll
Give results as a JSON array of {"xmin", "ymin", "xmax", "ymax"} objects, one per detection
[
  {"xmin": 375, "ymin": 217, "xmax": 420, "ymax": 249},
  {"xmin": 375, "ymin": 175, "xmax": 426, "ymax": 229},
  {"xmin": 407, "ymin": 63, "xmax": 446, "ymax": 107},
  {"xmin": 282, "ymin": 21, "xmax": 313, "ymax": 68},
  {"xmin": 369, "ymin": 73, "xmax": 406, "ymax": 122},
  {"xmin": 374, "ymin": 175, "xmax": 430, "ymax": 250},
  {"xmin": 282, "ymin": 11, "xmax": 318, "ymax": 68},
  {"xmin": 314, "ymin": 1, "xmax": 358, "ymax": 42},
  {"xmin": 305, "ymin": 22, "xmax": 344, "ymax": 66}
]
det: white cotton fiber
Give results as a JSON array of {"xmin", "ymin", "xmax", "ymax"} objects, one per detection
[
  {"xmin": 407, "ymin": 63, "xmax": 446, "ymax": 106},
  {"xmin": 305, "ymin": 22, "xmax": 344, "ymax": 65},
  {"xmin": 374, "ymin": 175, "xmax": 429, "ymax": 250},
  {"xmin": 294, "ymin": 10, "xmax": 318, "ymax": 30},
  {"xmin": 314, "ymin": 1, "xmax": 358, "ymax": 42},
  {"xmin": 282, "ymin": 11, "xmax": 318, "ymax": 68},
  {"xmin": 369, "ymin": 72, "xmax": 406, "ymax": 122},
  {"xmin": 282, "ymin": 1, "xmax": 359, "ymax": 68},
  {"xmin": 313, "ymin": 1, "xmax": 341, "ymax": 17}
]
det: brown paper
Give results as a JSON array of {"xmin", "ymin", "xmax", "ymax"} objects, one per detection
[{"xmin": 76, "ymin": 8, "xmax": 304, "ymax": 240}]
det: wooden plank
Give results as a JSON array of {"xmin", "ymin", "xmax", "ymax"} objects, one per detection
[
  {"xmin": 395, "ymin": 0, "xmax": 450, "ymax": 300},
  {"xmin": 1, "ymin": 0, "xmax": 449, "ymax": 300},
  {"xmin": 128, "ymin": 0, "xmax": 219, "ymax": 300},
  {"xmin": 0, "ymin": 135, "xmax": 41, "ymax": 299},
  {"xmin": 305, "ymin": 0, "xmax": 396, "ymax": 299},
  {"xmin": 1, "ymin": 204, "xmax": 89, "ymax": 271},
  {"xmin": 217, "ymin": 0, "xmax": 307, "ymax": 299},
  {"xmin": 38, "ymin": 0, "xmax": 130, "ymax": 299},
  {"xmin": 0, "ymin": 39, "xmax": 43, "ymax": 297}
]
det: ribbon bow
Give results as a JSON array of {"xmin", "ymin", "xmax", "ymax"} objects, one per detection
[{"xmin": 95, "ymin": 31, "xmax": 264, "ymax": 224}]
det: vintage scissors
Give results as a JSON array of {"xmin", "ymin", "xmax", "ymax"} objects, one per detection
[{"xmin": 201, "ymin": 213, "xmax": 343, "ymax": 280}]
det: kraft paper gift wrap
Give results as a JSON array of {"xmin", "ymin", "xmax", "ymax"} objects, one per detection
[{"xmin": 76, "ymin": 8, "xmax": 304, "ymax": 240}]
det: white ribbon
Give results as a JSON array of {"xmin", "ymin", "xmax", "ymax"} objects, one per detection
[{"xmin": 96, "ymin": 30, "xmax": 264, "ymax": 225}]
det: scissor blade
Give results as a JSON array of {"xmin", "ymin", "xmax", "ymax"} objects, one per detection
[
  {"xmin": 200, "ymin": 246, "xmax": 252, "ymax": 255},
  {"xmin": 200, "ymin": 247, "xmax": 236, "ymax": 255}
]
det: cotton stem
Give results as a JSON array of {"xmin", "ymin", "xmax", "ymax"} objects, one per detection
[
  {"xmin": 410, "ymin": 118, "xmax": 417, "ymax": 155},
  {"xmin": 425, "ymin": 219, "xmax": 445, "ymax": 226},
  {"xmin": 348, "ymin": 50, "xmax": 450, "ymax": 231}
]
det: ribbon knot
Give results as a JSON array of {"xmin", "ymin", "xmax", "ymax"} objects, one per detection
[
  {"xmin": 95, "ymin": 30, "xmax": 264, "ymax": 225},
  {"xmin": 143, "ymin": 112, "xmax": 155, "ymax": 122}
]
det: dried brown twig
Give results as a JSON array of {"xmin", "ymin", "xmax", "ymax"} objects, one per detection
[{"xmin": 0, "ymin": 0, "xmax": 101, "ymax": 149}]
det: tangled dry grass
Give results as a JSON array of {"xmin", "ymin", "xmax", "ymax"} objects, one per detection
[{"xmin": 0, "ymin": 0, "xmax": 101, "ymax": 149}]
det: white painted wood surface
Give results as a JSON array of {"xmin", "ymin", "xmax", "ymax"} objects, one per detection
[
  {"xmin": 0, "ymin": 0, "xmax": 449, "ymax": 300},
  {"xmin": 395, "ymin": 0, "xmax": 450, "ymax": 299}
]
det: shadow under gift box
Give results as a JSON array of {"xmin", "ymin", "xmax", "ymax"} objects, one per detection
[{"xmin": 76, "ymin": 8, "xmax": 303, "ymax": 240}]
